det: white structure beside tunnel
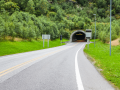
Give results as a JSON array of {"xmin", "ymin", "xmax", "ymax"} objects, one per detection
[
  {"xmin": 70, "ymin": 30, "xmax": 92, "ymax": 42},
  {"xmin": 86, "ymin": 29, "xmax": 92, "ymax": 39}
]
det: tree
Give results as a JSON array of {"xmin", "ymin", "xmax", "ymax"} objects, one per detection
[
  {"xmin": 36, "ymin": 0, "xmax": 49, "ymax": 15},
  {"xmin": 0, "ymin": 11, "xmax": 9, "ymax": 40},
  {"xmin": 96, "ymin": 0, "xmax": 107, "ymax": 8},
  {"xmin": 114, "ymin": 0, "xmax": 120, "ymax": 13},
  {"xmin": 35, "ymin": 26, "xmax": 40, "ymax": 40},
  {"xmin": 9, "ymin": 22, "xmax": 16, "ymax": 41},
  {"xmin": 55, "ymin": 10, "xmax": 63, "ymax": 21},
  {"xmin": 14, "ymin": 22, "xmax": 23, "ymax": 37},
  {"xmin": 22, "ymin": 27, "xmax": 28, "ymax": 39},
  {"xmin": 78, "ymin": 21, "xmax": 84, "ymax": 29},
  {"xmin": 52, "ymin": 0, "xmax": 57, "ymax": 3},
  {"xmin": 0, "ymin": 17, "xmax": 9, "ymax": 40},
  {"xmin": 76, "ymin": 0, "xmax": 88, "ymax": 6},
  {"xmin": 12, "ymin": 0, "xmax": 29, "ymax": 10},
  {"xmin": 97, "ymin": 8, "xmax": 106, "ymax": 18},
  {"xmin": 1, "ymin": 0, "xmax": 19, "ymax": 14},
  {"xmin": 0, "ymin": 0, "xmax": 5, "ymax": 12},
  {"xmin": 25, "ymin": 0, "xmax": 35, "ymax": 14},
  {"xmin": 84, "ymin": 17, "xmax": 91, "ymax": 25},
  {"xmin": 2, "ymin": 10, "xmax": 9, "ymax": 22},
  {"xmin": 28, "ymin": 27, "xmax": 36, "ymax": 41}
]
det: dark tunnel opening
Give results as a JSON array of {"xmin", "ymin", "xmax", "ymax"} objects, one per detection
[{"xmin": 72, "ymin": 32, "xmax": 86, "ymax": 42}]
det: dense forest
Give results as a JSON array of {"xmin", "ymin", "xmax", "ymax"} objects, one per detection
[{"xmin": 0, "ymin": 0, "xmax": 120, "ymax": 42}]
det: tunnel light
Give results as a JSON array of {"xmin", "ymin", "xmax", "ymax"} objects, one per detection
[{"xmin": 76, "ymin": 34, "xmax": 83, "ymax": 35}]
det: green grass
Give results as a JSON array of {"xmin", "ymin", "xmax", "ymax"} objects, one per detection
[
  {"xmin": 0, "ymin": 39, "xmax": 69, "ymax": 56},
  {"xmin": 90, "ymin": 39, "xmax": 99, "ymax": 42},
  {"xmin": 84, "ymin": 40, "xmax": 120, "ymax": 89}
]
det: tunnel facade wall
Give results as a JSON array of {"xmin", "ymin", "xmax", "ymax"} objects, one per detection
[{"xmin": 70, "ymin": 30, "xmax": 86, "ymax": 42}]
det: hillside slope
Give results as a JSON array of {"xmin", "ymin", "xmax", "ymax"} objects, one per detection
[{"xmin": 0, "ymin": 0, "xmax": 120, "ymax": 42}]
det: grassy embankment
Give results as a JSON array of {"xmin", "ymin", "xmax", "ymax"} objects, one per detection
[
  {"xmin": 84, "ymin": 39, "xmax": 120, "ymax": 89},
  {"xmin": 0, "ymin": 39, "xmax": 69, "ymax": 56}
]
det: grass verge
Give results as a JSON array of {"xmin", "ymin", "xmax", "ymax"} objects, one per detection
[
  {"xmin": 0, "ymin": 39, "xmax": 69, "ymax": 56},
  {"xmin": 84, "ymin": 40, "xmax": 120, "ymax": 89}
]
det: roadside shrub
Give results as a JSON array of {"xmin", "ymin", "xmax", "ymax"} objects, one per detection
[
  {"xmin": 99, "ymin": 31, "xmax": 109, "ymax": 43},
  {"xmin": 111, "ymin": 28, "xmax": 117, "ymax": 40},
  {"xmin": 22, "ymin": 27, "xmax": 28, "ymax": 39},
  {"xmin": 35, "ymin": 26, "xmax": 41, "ymax": 40},
  {"xmin": 60, "ymin": 28, "xmax": 70, "ymax": 39},
  {"xmin": 14, "ymin": 22, "xmax": 23, "ymax": 37},
  {"xmin": 0, "ymin": 16, "xmax": 5, "ymax": 39},
  {"xmin": 0, "ymin": 22, "xmax": 9, "ymax": 40},
  {"xmin": 28, "ymin": 27, "xmax": 36, "ymax": 41},
  {"xmin": 9, "ymin": 22, "xmax": 16, "ymax": 41}
]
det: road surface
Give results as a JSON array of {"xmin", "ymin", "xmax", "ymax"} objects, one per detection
[{"xmin": 0, "ymin": 42, "xmax": 114, "ymax": 90}]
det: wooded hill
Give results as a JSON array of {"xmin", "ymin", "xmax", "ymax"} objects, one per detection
[{"xmin": 0, "ymin": 0, "xmax": 120, "ymax": 42}]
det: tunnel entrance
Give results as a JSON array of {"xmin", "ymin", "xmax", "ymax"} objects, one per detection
[{"xmin": 70, "ymin": 30, "xmax": 86, "ymax": 42}]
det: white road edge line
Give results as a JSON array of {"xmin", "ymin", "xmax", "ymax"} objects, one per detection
[{"xmin": 75, "ymin": 44, "xmax": 84, "ymax": 90}]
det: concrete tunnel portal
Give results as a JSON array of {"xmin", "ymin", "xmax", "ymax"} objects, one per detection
[{"xmin": 70, "ymin": 30, "xmax": 86, "ymax": 42}]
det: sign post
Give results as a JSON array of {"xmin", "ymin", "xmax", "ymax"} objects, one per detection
[
  {"xmin": 60, "ymin": 35, "xmax": 62, "ymax": 45},
  {"xmin": 43, "ymin": 39, "xmax": 44, "ymax": 47},
  {"xmin": 87, "ymin": 39, "xmax": 89, "ymax": 49},
  {"xmin": 86, "ymin": 29, "xmax": 92, "ymax": 49},
  {"xmin": 48, "ymin": 38, "xmax": 49, "ymax": 47},
  {"xmin": 42, "ymin": 34, "xmax": 50, "ymax": 48}
]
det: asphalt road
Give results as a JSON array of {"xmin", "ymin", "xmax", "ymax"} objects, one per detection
[{"xmin": 0, "ymin": 42, "xmax": 115, "ymax": 90}]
